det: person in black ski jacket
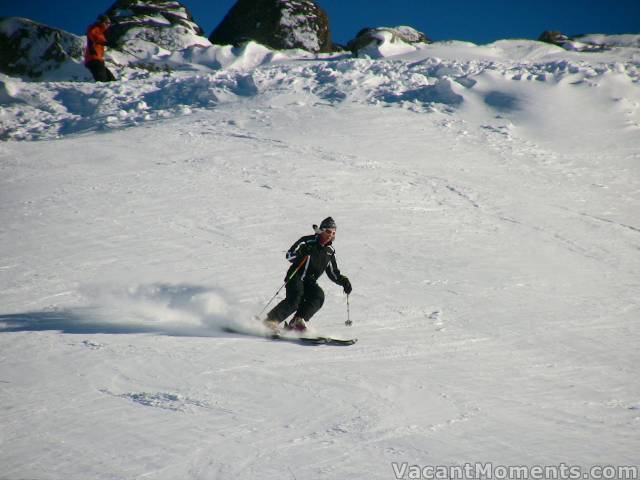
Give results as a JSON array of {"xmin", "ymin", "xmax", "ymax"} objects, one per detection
[{"xmin": 265, "ymin": 217, "xmax": 352, "ymax": 332}]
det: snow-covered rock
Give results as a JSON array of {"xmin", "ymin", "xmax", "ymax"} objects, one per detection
[
  {"xmin": 539, "ymin": 30, "xmax": 640, "ymax": 52},
  {"xmin": 347, "ymin": 26, "xmax": 431, "ymax": 58},
  {"xmin": 574, "ymin": 33, "xmax": 640, "ymax": 49},
  {"xmin": 538, "ymin": 30, "xmax": 571, "ymax": 47},
  {"xmin": 105, "ymin": 0, "xmax": 210, "ymax": 52},
  {"xmin": 0, "ymin": 17, "xmax": 89, "ymax": 81},
  {"xmin": 209, "ymin": 0, "xmax": 332, "ymax": 53}
]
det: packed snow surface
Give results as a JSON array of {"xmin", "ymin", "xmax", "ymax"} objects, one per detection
[{"xmin": 1, "ymin": 38, "xmax": 639, "ymax": 479}]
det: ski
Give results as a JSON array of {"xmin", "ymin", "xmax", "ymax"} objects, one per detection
[
  {"xmin": 222, "ymin": 325, "xmax": 357, "ymax": 346},
  {"xmin": 294, "ymin": 335, "xmax": 357, "ymax": 346}
]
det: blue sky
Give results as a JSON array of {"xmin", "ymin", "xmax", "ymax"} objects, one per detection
[{"xmin": 1, "ymin": 0, "xmax": 638, "ymax": 45}]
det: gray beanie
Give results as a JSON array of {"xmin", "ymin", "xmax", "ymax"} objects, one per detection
[{"xmin": 320, "ymin": 217, "xmax": 336, "ymax": 230}]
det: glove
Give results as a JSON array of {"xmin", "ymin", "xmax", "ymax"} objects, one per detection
[{"xmin": 341, "ymin": 276, "xmax": 352, "ymax": 295}]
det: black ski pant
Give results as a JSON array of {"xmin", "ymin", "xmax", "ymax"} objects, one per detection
[
  {"xmin": 85, "ymin": 60, "xmax": 116, "ymax": 82},
  {"xmin": 267, "ymin": 277, "xmax": 324, "ymax": 323}
]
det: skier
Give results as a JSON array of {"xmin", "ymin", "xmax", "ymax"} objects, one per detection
[
  {"xmin": 84, "ymin": 15, "xmax": 116, "ymax": 82},
  {"xmin": 264, "ymin": 217, "xmax": 353, "ymax": 332}
]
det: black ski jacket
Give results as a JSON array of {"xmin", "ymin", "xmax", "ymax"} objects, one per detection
[{"xmin": 285, "ymin": 234, "xmax": 345, "ymax": 285}]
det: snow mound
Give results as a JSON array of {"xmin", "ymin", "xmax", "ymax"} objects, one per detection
[
  {"xmin": 138, "ymin": 41, "xmax": 304, "ymax": 72},
  {"xmin": 1, "ymin": 39, "xmax": 639, "ymax": 140},
  {"xmin": 0, "ymin": 70, "xmax": 258, "ymax": 140}
]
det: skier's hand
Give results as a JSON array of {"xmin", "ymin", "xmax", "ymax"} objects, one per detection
[{"xmin": 341, "ymin": 276, "xmax": 352, "ymax": 295}]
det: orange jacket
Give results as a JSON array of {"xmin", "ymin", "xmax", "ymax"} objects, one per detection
[{"xmin": 85, "ymin": 23, "xmax": 109, "ymax": 64}]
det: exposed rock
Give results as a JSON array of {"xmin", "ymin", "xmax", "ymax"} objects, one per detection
[
  {"xmin": 0, "ymin": 17, "xmax": 87, "ymax": 80},
  {"xmin": 574, "ymin": 34, "xmax": 640, "ymax": 49},
  {"xmin": 347, "ymin": 26, "xmax": 431, "ymax": 56},
  {"xmin": 331, "ymin": 42, "xmax": 348, "ymax": 52},
  {"xmin": 104, "ymin": 0, "xmax": 210, "ymax": 51},
  {"xmin": 538, "ymin": 30, "xmax": 613, "ymax": 52},
  {"xmin": 538, "ymin": 30, "xmax": 571, "ymax": 47},
  {"xmin": 347, "ymin": 26, "xmax": 431, "ymax": 57},
  {"xmin": 209, "ymin": 0, "xmax": 332, "ymax": 53}
]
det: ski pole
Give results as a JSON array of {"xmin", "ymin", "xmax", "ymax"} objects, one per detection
[
  {"xmin": 112, "ymin": 44, "xmax": 146, "ymax": 61},
  {"xmin": 119, "ymin": 46, "xmax": 143, "ymax": 59},
  {"xmin": 256, "ymin": 255, "xmax": 309, "ymax": 319},
  {"xmin": 345, "ymin": 294, "xmax": 352, "ymax": 326}
]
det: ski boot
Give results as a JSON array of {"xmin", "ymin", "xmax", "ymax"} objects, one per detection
[{"xmin": 286, "ymin": 316, "xmax": 307, "ymax": 332}]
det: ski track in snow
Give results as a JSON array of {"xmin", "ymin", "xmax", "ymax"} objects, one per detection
[{"xmin": 1, "ymin": 40, "xmax": 640, "ymax": 479}]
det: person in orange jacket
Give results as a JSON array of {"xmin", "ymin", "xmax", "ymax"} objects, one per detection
[{"xmin": 85, "ymin": 15, "xmax": 116, "ymax": 82}]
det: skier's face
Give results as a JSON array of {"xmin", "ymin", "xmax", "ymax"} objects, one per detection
[{"xmin": 319, "ymin": 228, "xmax": 336, "ymax": 245}]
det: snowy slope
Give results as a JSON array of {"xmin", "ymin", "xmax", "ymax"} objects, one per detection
[
  {"xmin": 1, "ymin": 38, "xmax": 639, "ymax": 479},
  {"xmin": 2, "ymin": 38, "xmax": 639, "ymax": 141}
]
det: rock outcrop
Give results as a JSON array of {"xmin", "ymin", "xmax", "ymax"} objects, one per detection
[
  {"xmin": 347, "ymin": 26, "xmax": 431, "ymax": 57},
  {"xmin": 538, "ymin": 30, "xmax": 615, "ymax": 52},
  {"xmin": 538, "ymin": 30, "xmax": 571, "ymax": 48},
  {"xmin": 209, "ymin": 0, "xmax": 332, "ymax": 53},
  {"xmin": 0, "ymin": 17, "xmax": 87, "ymax": 80},
  {"xmin": 104, "ymin": 0, "xmax": 210, "ymax": 51}
]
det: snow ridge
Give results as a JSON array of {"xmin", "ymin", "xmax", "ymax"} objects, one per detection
[{"xmin": 2, "ymin": 40, "xmax": 639, "ymax": 141}]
